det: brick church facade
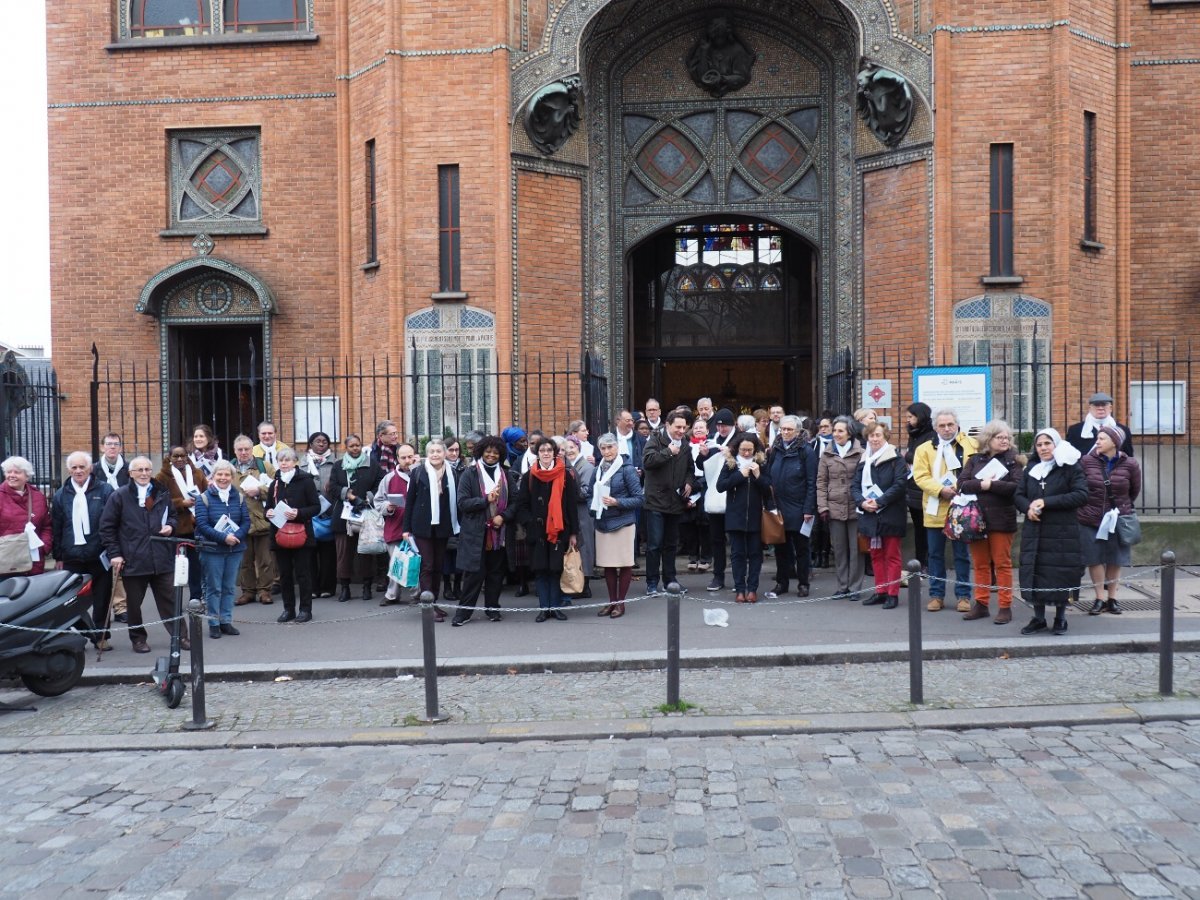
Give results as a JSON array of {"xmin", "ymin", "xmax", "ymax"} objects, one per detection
[{"xmin": 46, "ymin": 0, "xmax": 1200, "ymax": 452}]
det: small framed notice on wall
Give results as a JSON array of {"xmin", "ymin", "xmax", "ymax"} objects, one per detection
[{"xmin": 1130, "ymin": 381, "xmax": 1186, "ymax": 435}]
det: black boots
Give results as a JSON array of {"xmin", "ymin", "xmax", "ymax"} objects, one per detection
[
  {"xmin": 361, "ymin": 581, "xmax": 372, "ymax": 602},
  {"xmin": 337, "ymin": 581, "xmax": 352, "ymax": 603},
  {"xmin": 1105, "ymin": 598, "xmax": 1122, "ymax": 615}
]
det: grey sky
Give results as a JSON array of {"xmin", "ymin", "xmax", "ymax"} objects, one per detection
[{"xmin": 1, "ymin": 1, "xmax": 50, "ymax": 351}]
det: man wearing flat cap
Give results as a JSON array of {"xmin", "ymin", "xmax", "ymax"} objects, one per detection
[{"xmin": 1066, "ymin": 392, "xmax": 1134, "ymax": 457}]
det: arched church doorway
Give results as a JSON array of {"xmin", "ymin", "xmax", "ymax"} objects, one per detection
[{"xmin": 630, "ymin": 217, "xmax": 815, "ymax": 412}]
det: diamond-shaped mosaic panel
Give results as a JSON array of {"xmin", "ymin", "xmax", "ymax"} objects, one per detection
[
  {"xmin": 636, "ymin": 127, "xmax": 705, "ymax": 192},
  {"xmin": 740, "ymin": 123, "xmax": 807, "ymax": 190}
]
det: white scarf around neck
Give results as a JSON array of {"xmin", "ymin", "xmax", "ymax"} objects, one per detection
[
  {"xmin": 591, "ymin": 457, "xmax": 621, "ymax": 519},
  {"xmin": 861, "ymin": 443, "xmax": 890, "ymax": 497},
  {"xmin": 170, "ymin": 463, "xmax": 196, "ymax": 497},
  {"xmin": 71, "ymin": 478, "xmax": 90, "ymax": 545},
  {"xmin": 217, "ymin": 486, "xmax": 231, "ymax": 504},
  {"xmin": 279, "ymin": 468, "xmax": 296, "ymax": 484},
  {"xmin": 933, "ymin": 435, "xmax": 962, "ymax": 480},
  {"xmin": 425, "ymin": 461, "xmax": 459, "ymax": 534},
  {"xmin": 1081, "ymin": 412, "xmax": 1117, "ymax": 439},
  {"xmin": 100, "ymin": 455, "xmax": 124, "ymax": 487},
  {"xmin": 835, "ymin": 440, "xmax": 852, "ymax": 459}
]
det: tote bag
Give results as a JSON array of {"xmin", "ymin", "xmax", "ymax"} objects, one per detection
[
  {"xmin": 0, "ymin": 491, "xmax": 35, "ymax": 575},
  {"xmin": 388, "ymin": 539, "xmax": 422, "ymax": 589},
  {"xmin": 355, "ymin": 507, "xmax": 387, "ymax": 554},
  {"xmin": 560, "ymin": 546, "xmax": 585, "ymax": 594}
]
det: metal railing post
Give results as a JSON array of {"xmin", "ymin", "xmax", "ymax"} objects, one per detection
[
  {"xmin": 182, "ymin": 598, "xmax": 215, "ymax": 731},
  {"xmin": 419, "ymin": 591, "xmax": 448, "ymax": 722},
  {"xmin": 906, "ymin": 560, "xmax": 924, "ymax": 705},
  {"xmin": 1160, "ymin": 551, "xmax": 1176, "ymax": 697},
  {"xmin": 666, "ymin": 581, "xmax": 681, "ymax": 707}
]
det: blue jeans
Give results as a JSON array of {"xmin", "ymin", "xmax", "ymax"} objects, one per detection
[
  {"xmin": 643, "ymin": 510, "xmax": 680, "ymax": 589},
  {"xmin": 926, "ymin": 527, "xmax": 971, "ymax": 599},
  {"xmin": 202, "ymin": 550, "xmax": 245, "ymax": 626},
  {"xmin": 726, "ymin": 531, "xmax": 764, "ymax": 593},
  {"xmin": 535, "ymin": 573, "xmax": 564, "ymax": 609}
]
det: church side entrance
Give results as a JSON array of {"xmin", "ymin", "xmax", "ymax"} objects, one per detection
[{"xmin": 630, "ymin": 218, "xmax": 814, "ymax": 412}]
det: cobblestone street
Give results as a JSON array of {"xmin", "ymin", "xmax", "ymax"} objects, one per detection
[
  {"xmin": 1, "ymin": 653, "xmax": 1197, "ymax": 739},
  {"xmin": 3, "ymin": 722, "xmax": 1200, "ymax": 899}
]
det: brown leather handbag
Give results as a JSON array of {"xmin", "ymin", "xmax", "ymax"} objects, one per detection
[{"xmin": 760, "ymin": 488, "xmax": 786, "ymax": 545}]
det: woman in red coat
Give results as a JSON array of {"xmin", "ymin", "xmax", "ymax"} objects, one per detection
[{"xmin": 0, "ymin": 456, "xmax": 53, "ymax": 576}]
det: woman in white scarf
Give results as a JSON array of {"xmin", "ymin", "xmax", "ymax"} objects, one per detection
[
  {"xmin": 401, "ymin": 439, "xmax": 459, "ymax": 622},
  {"xmin": 1014, "ymin": 428, "xmax": 1088, "ymax": 636},
  {"xmin": 850, "ymin": 423, "xmax": 908, "ymax": 609}
]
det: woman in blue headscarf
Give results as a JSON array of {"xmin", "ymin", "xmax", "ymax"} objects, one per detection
[
  {"xmin": 502, "ymin": 427, "xmax": 527, "ymax": 471},
  {"xmin": 501, "ymin": 426, "xmax": 531, "ymax": 596}
]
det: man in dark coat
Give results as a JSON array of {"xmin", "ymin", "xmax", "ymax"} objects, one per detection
[
  {"xmin": 93, "ymin": 432, "xmax": 131, "ymax": 489},
  {"xmin": 1065, "ymin": 392, "xmax": 1134, "ymax": 457},
  {"xmin": 765, "ymin": 415, "xmax": 818, "ymax": 598},
  {"xmin": 52, "ymin": 451, "xmax": 115, "ymax": 648},
  {"xmin": 98, "ymin": 456, "xmax": 180, "ymax": 654},
  {"xmin": 640, "ymin": 410, "xmax": 696, "ymax": 595}
]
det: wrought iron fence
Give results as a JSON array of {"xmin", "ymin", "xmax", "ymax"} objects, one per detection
[
  {"xmin": 1, "ymin": 352, "xmax": 62, "ymax": 495},
  {"xmin": 89, "ymin": 345, "xmax": 607, "ymax": 458},
  {"xmin": 833, "ymin": 340, "xmax": 1198, "ymax": 514}
]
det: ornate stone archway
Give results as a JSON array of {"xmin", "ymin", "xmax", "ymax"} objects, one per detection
[{"xmin": 511, "ymin": 0, "xmax": 932, "ymax": 404}]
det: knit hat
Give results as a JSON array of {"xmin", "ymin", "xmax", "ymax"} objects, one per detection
[
  {"xmin": 1096, "ymin": 424, "xmax": 1125, "ymax": 450},
  {"xmin": 712, "ymin": 408, "xmax": 735, "ymax": 426}
]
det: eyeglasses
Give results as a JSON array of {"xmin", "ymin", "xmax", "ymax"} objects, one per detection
[{"xmin": 130, "ymin": 467, "xmax": 152, "ymax": 473}]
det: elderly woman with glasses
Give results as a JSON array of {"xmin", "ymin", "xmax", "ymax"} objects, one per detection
[
  {"xmin": 955, "ymin": 419, "xmax": 1024, "ymax": 625},
  {"xmin": 0, "ymin": 456, "xmax": 53, "ymax": 577}
]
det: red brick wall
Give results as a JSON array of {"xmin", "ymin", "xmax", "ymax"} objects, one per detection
[
  {"xmin": 48, "ymin": 2, "xmax": 340, "ymax": 453},
  {"xmin": 514, "ymin": 170, "xmax": 583, "ymax": 433},
  {"xmin": 863, "ymin": 161, "xmax": 931, "ymax": 358}
]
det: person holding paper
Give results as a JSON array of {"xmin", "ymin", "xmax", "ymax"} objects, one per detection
[
  {"xmin": 50, "ymin": 451, "xmax": 114, "ymax": 648},
  {"xmin": 98, "ymin": 456, "xmax": 179, "ymax": 653},
  {"xmin": 303, "ymin": 431, "xmax": 338, "ymax": 598},
  {"xmin": 913, "ymin": 409, "xmax": 978, "ymax": 612},
  {"xmin": 1014, "ymin": 428, "xmax": 1087, "ymax": 636},
  {"xmin": 851, "ymin": 423, "xmax": 908, "ymax": 608},
  {"xmin": 716, "ymin": 433, "xmax": 772, "ymax": 603},
  {"xmin": 1077, "ymin": 425, "xmax": 1141, "ymax": 615},
  {"xmin": 376, "ymin": 442, "xmax": 418, "ymax": 605},
  {"xmin": 402, "ymin": 439, "xmax": 461, "ymax": 621},
  {"xmin": 641, "ymin": 410, "xmax": 697, "ymax": 597},
  {"xmin": 1, "ymin": 456, "xmax": 53, "ymax": 577},
  {"xmin": 156, "ymin": 446, "xmax": 208, "ymax": 605},
  {"xmin": 265, "ymin": 448, "xmax": 322, "ymax": 623},
  {"xmin": 194, "ymin": 460, "xmax": 250, "ymax": 640},
  {"xmin": 956, "ymin": 420, "xmax": 1024, "ymax": 624},
  {"xmin": 230, "ymin": 435, "xmax": 276, "ymax": 606},
  {"xmin": 764, "ymin": 415, "xmax": 818, "ymax": 599},
  {"xmin": 587, "ymin": 433, "xmax": 644, "ymax": 618},
  {"xmin": 816, "ymin": 417, "xmax": 865, "ymax": 601}
]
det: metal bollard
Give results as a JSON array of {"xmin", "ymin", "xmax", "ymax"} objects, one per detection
[
  {"xmin": 906, "ymin": 560, "xmax": 924, "ymax": 706},
  {"xmin": 665, "ymin": 582, "xmax": 681, "ymax": 707},
  {"xmin": 1160, "ymin": 550, "xmax": 1176, "ymax": 697},
  {"xmin": 419, "ymin": 591, "xmax": 448, "ymax": 722},
  {"xmin": 182, "ymin": 598, "xmax": 215, "ymax": 730}
]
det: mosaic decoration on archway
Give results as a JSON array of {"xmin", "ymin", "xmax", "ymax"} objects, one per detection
[{"xmin": 580, "ymin": 0, "xmax": 858, "ymax": 387}]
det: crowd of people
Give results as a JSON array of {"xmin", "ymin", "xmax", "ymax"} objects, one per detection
[{"xmin": 0, "ymin": 391, "xmax": 1142, "ymax": 651}]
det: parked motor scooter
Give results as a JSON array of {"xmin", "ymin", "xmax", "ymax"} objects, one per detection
[{"xmin": 0, "ymin": 569, "xmax": 94, "ymax": 697}]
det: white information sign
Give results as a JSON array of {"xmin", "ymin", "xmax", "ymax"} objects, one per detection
[
  {"xmin": 912, "ymin": 366, "xmax": 992, "ymax": 432},
  {"xmin": 293, "ymin": 395, "xmax": 341, "ymax": 443},
  {"xmin": 861, "ymin": 379, "xmax": 892, "ymax": 409}
]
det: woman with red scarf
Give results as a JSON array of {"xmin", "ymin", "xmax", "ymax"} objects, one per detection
[{"xmin": 513, "ymin": 437, "xmax": 579, "ymax": 622}]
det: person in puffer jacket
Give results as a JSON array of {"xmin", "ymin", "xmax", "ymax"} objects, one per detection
[{"xmin": 716, "ymin": 433, "xmax": 773, "ymax": 604}]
